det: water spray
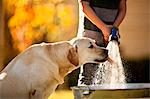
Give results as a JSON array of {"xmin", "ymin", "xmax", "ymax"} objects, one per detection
[
  {"xmin": 93, "ymin": 26, "xmax": 126, "ymax": 85},
  {"xmin": 107, "ymin": 26, "xmax": 120, "ymax": 64}
]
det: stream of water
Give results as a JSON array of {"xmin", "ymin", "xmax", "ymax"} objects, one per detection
[{"xmin": 93, "ymin": 41, "xmax": 126, "ymax": 85}]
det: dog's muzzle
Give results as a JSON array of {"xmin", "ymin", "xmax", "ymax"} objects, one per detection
[{"xmin": 94, "ymin": 49, "xmax": 108, "ymax": 62}]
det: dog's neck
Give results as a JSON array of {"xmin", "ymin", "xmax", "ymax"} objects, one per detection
[
  {"xmin": 59, "ymin": 64, "xmax": 77, "ymax": 77},
  {"xmin": 46, "ymin": 42, "xmax": 77, "ymax": 79}
]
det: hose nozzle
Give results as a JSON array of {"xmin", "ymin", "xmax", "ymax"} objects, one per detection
[{"xmin": 109, "ymin": 27, "xmax": 120, "ymax": 43}]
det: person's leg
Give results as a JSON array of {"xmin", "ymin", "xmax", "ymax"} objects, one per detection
[
  {"xmin": 78, "ymin": 63, "xmax": 99, "ymax": 85},
  {"xmin": 83, "ymin": 30, "xmax": 106, "ymax": 47},
  {"xmin": 78, "ymin": 30, "xmax": 105, "ymax": 86}
]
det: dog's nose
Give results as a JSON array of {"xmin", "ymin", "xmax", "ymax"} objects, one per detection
[
  {"xmin": 104, "ymin": 49, "xmax": 108, "ymax": 55},
  {"xmin": 99, "ymin": 47, "xmax": 108, "ymax": 55}
]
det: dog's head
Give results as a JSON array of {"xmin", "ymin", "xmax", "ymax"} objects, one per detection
[{"xmin": 68, "ymin": 37, "xmax": 108, "ymax": 66}]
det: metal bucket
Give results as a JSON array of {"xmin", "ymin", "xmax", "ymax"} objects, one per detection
[{"xmin": 71, "ymin": 83, "xmax": 150, "ymax": 99}]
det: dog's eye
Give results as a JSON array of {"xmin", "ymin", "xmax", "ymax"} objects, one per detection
[{"xmin": 88, "ymin": 44, "xmax": 94, "ymax": 48}]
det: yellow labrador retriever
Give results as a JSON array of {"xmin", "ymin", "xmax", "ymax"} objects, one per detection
[{"xmin": 0, "ymin": 37, "xmax": 108, "ymax": 99}]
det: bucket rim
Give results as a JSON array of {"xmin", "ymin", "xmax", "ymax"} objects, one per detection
[{"xmin": 71, "ymin": 83, "xmax": 150, "ymax": 90}]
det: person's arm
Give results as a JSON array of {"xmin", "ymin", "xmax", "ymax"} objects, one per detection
[
  {"xmin": 113, "ymin": 0, "xmax": 127, "ymax": 27},
  {"xmin": 80, "ymin": 1, "xmax": 110, "ymax": 41}
]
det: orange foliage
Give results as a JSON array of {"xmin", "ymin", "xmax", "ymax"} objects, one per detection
[{"xmin": 6, "ymin": 0, "xmax": 78, "ymax": 51}]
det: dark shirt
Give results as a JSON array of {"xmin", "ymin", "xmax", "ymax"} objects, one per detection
[
  {"xmin": 82, "ymin": 0, "xmax": 120, "ymax": 9},
  {"xmin": 81, "ymin": 0, "xmax": 120, "ymax": 31}
]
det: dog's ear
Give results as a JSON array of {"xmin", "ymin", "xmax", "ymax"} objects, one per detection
[{"xmin": 67, "ymin": 46, "xmax": 79, "ymax": 66}]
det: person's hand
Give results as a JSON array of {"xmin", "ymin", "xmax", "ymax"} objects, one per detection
[{"xmin": 101, "ymin": 25, "xmax": 112, "ymax": 44}]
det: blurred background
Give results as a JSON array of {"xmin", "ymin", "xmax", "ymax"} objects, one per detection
[{"xmin": 0, "ymin": 0, "xmax": 149, "ymax": 98}]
